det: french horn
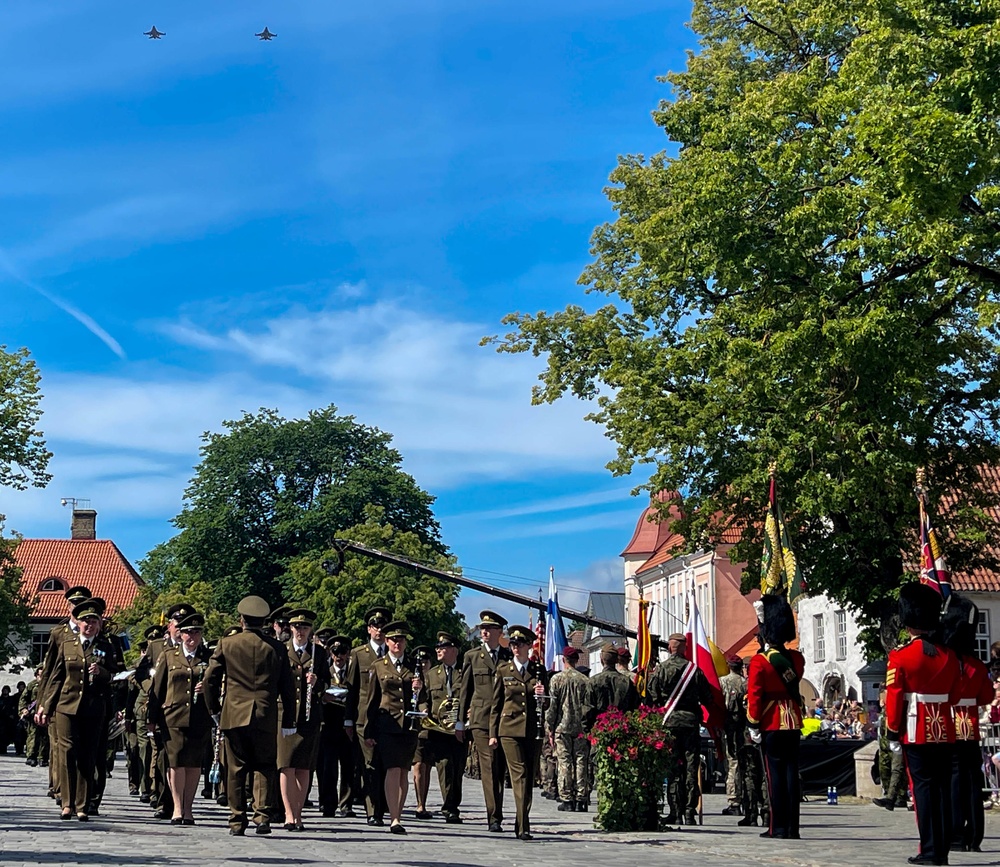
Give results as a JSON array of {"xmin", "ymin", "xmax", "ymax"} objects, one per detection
[{"xmin": 421, "ymin": 696, "xmax": 460, "ymax": 734}]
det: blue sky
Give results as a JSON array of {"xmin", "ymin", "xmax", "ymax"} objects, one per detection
[{"xmin": 1, "ymin": 0, "xmax": 693, "ymax": 626}]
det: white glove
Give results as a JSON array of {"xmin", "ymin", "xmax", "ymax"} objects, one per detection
[
  {"xmin": 749, "ymin": 728, "xmax": 762, "ymax": 745},
  {"xmin": 889, "ymin": 740, "xmax": 902, "ymax": 755},
  {"xmin": 281, "ymin": 727, "xmax": 297, "ymax": 738}
]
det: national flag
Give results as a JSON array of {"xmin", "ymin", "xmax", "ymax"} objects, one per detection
[
  {"xmin": 760, "ymin": 474, "xmax": 806, "ymax": 604},
  {"xmin": 919, "ymin": 500, "xmax": 952, "ymax": 600},
  {"xmin": 684, "ymin": 591, "xmax": 726, "ymax": 729},
  {"xmin": 632, "ymin": 597, "xmax": 652, "ymax": 697},
  {"xmin": 531, "ymin": 612, "xmax": 544, "ymax": 663},
  {"xmin": 544, "ymin": 573, "xmax": 568, "ymax": 672}
]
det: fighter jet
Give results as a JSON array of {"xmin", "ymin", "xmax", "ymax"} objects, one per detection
[
  {"xmin": 255, "ymin": 27, "xmax": 276, "ymax": 41},
  {"xmin": 144, "ymin": 26, "xmax": 165, "ymax": 39}
]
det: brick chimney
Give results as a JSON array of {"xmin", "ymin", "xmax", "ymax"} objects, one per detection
[{"xmin": 71, "ymin": 509, "xmax": 97, "ymax": 540}]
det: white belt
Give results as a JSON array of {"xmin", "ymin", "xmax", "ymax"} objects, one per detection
[
  {"xmin": 956, "ymin": 698, "xmax": 977, "ymax": 707},
  {"xmin": 905, "ymin": 693, "xmax": 949, "ymax": 741}
]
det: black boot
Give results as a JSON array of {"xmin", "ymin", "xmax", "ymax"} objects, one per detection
[{"xmin": 557, "ymin": 800, "xmax": 576, "ymax": 812}]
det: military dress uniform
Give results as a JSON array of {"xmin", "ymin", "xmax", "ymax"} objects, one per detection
[
  {"xmin": 459, "ymin": 611, "xmax": 512, "ymax": 831},
  {"xmin": 423, "ymin": 639, "xmax": 467, "ymax": 822},
  {"xmin": 317, "ymin": 635, "xmax": 355, "ymax": 817},
  {"xmin": 951, "ymin": 650, "xmax": 993, "ymax": 851},
  {"xmin": 278, "ymin": 634, "xmax": 331, "ymax": 770},
  {"xmin": 203, "ymin": 596, "xmax": 295, "ymax": 835},
  {"xmin": 362, "ymin": 652, "xmax": 425, "ymax": 770},
  {"xmin": 39, "ymin": 597, "xmax": 118, "ymax": 820},
  {"xmin": 148, "ymin": 640, "xmax": 213, "ymax": 769},
  {"xmin": 489, "ymin": 629, "xmax": 547, "ymax": 840},
  {"xmin": 126, "ymin": 646, "xmax": 155, "ymax": 800}
]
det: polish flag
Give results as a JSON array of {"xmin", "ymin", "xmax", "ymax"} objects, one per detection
[{"xmin": 684, "ymin": 592, "xmax": 726, "ymax": 729}]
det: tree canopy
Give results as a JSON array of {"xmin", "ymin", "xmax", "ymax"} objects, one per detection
[
  {"xmin": 488, "ymin": 0, "xmax": 1000, "ymax": 631},
  {"xmin": 155, "ymin": 405, "xmax": 444, "ymax": 615}
]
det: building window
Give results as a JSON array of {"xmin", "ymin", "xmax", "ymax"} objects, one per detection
[
  {"xmin": 813, "ymin": 614, "xmax": 826, "ymax": 662},
  {"xmin": 30, "ymin": 632, "xmax": 49, "ymax": 666},
  {"xmin": 975, "ymin": 610, "xmax": 991, "ymax": 664},
  {"xmin": 38, "ymin": 577, "xmax": 64, "ymax": 592},
  {"xmin": 835, "ymin": 610, "xmax": 848, "ymax": 660}
]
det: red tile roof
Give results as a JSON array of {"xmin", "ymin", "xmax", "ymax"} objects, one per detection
[
  {"xmin": 945, "ymin": 464, "xmax": 1000, "ymax": 593},
  {"xmin": 16, "ymin": 539, "xmax": 144, "ymax": 620}
]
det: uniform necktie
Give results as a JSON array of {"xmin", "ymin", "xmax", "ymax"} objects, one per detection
[
  {"xmin": 377, "ymin": 645, "xmax": 386, "ymax": 659},
  {"xmin": 82, "ymin": 639, "xmax": 91, "ymax": 652},
  {"xmin": 445, "ymin": 666, "xmax": 453, "ymax": 697},
  {"xmin": 490, "ymin": 648, "xmax": 497, "ymax": 664},
  {"xmin": 395, "ymin": 658, "xmax": 403, "ymax": 673}
]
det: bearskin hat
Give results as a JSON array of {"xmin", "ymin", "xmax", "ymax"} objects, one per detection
[
  {"xmin": 941, "ymin": 593, "xmax": 977, "ymax": 656},
  {"xmin": 759, "ymin": 595, "xmax": 796, "ymax": 646},
  {"xmin": 898, "ymin": 582, "xmax": 943, "ymax": 632}
]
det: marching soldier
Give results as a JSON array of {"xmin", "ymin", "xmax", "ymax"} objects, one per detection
[
  {"xmin": 546, "ymin": 646, "xmax": 595, "ymax": 812},
  {"xmin": 423, "ymin": 631, "xmax": 467, "ymax": 823},
  {"xmin": 720, "ymin": 654, "xmax": 748, "ymax": 816},
  {"xmin": 459, "ymin": 610, "xmax": 511, "ymax": 832},
  {"xmin": 362, "ymin": 619, "xmax": 425, "ymax": 835},
  {"xmin": 411, "ymin": 645, "xmax": 435, "ymax": 819},
  {"xmin": 488, "ymin": 624, "xmax": 547, "ymax": 840},
  {"xmin": 19, "ymin": 667, "xmax": 46, "ymax": 768},
  {"xmin": 885, "ymin": 583, "xmax": 960, "ymax": 865},
  {"xmin": 278, "ymin": 607, "xmax": 331, "ymax": 831},
  {"xmin": 37, "ymin": 596, "xmax": 118, "ymax": 821},
  {"xmin": 347, "ymin": 605, "xmax": 391, "ymax": 826},
  {"xmin": 203, "ymin": 595, "xmax": 296, "ymax": 836},
  {"xmin": 317, "ymin": 632, "xmax": 356, "ymax": 818}
]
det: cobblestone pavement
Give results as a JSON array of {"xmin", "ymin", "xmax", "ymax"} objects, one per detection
[{"xmin": 1, "ymin": 751, "xmax": 997, "ymax": 867}]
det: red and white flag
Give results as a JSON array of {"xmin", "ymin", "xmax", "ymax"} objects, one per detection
[{"xmin": 684, "ymin": 592, "xmax": 726, "ymax": 729}]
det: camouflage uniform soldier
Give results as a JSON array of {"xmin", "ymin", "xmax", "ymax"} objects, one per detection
[
  {"xmin": 874, "ymin": 689, "xmax": 907, "ymax": 809},
  {"xmin": 719, "ymin": 655, "xmax": 747, "ymax": 815},
  {"xmin": 546, "ymin": 646, "xmax": 595, "ymax": 812}
]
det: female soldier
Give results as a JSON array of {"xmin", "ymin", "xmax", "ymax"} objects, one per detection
[
  {"xmin": 37, "ymin": 597, "xmax": 116, "ymax": 821},
  {"xmin": 488, "ymin": 624, "xmax": 547, "ymax": 841},
  {"xmin": 363, "ymin": 619, "xmax": 425, "ymax": 835},
  {"xmin": 148, "ymin": 611, "xmax": 213, "ymax": 825},
  {"xmin": 278, "ymin": 608, "xmax": 330, "ymax": 831}
]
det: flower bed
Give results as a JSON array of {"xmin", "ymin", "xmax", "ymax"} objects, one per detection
[{"xmin": 590, "ymin": 705, "xmax": 674, "ymax": 831}]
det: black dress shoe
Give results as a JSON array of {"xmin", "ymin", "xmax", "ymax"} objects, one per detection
[
  {"xmin": 255, "ymin": 823, "xmax": 272, "ymax": 835},
  {"xmin": 322, "ymin": 809, "xmax": 337, "ymax": 818},
  {"xmin": 906, "ymin": 857, "xmax": 945, "ymax": 866},
  {"xmin": 389, "ymin": 822, "xmax": 407, "ymax": 835},
  {"xmin": 721, "ymin": 805, "xmax": 742, "ymax": 815},
  {"xmin": 737, "ymin": 816, "xmax": 755, "ymax": 826},
  {"xmin": 367, "ymin": 816, "xmax": 385, "ymax": 827},
  {"xmin": 414, "ymin": 810, "xmax": 433, "ymax": 820},
  {"xmin": 557, "ymin": 801, "xmax": 576, "ymax": 812},
  {"xmin": 229, "ymin": 827, "xmax": 245, "ymax": 836},
  {"xmin": 139, "ymin": 793, "xmax": 151, "ymax": 803},
  {"xmin": 488, "ymin": 821, "xmax": 503, "ymax": 832},
  {"xmin": 183, "ymin": 819, "xmax": 195, "ymax": 826},
  {"xmin": 519, "ymin": 832, "xmax": 534, "ymax": 840},
  {"xmin": 171, "ymin": 817, "xmax": 183, "ymax": 825},
  {"xmin": 445, "ymin": 814, "xmax": 463, "ymax": 824},
  {"xmin": 284, "ymin": 822, "xmax": 296, "ymax": 831},
  {"xmin": 25, "ymin": 758, "xmax": 37, "ymax": 767},
  {"xmin": 339, "ymin": 808, "xmax": 356, "ymax": 818},
  {"xmin": 685, "ymin": 813, "xmax": 697, "ymax": 825},
  {"xmin": 152, "ymin": 809, "xmax": 168, "ymax": 820},
  {"xmin": 873, "ymin": 797, "xmax": 895, "ymax": 810},
  {"xmin": 760, "ymin": 830, "xmax": 786, "ymax": 838},
  {"xmin": 77, "ymin": 813, "xmax": 89, "ymax": 822},
  {"xmin": 216, "ymin": 795, "xmax": 228, "ymax": 807}
]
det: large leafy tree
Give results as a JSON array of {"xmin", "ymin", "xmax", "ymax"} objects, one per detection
[
  {"xmin": 0, "ymin": 346, "xmax": 51, "ymax": 666},
  {"xmin": 283, "ymin": 507, "xmax": 467, "ymax": 651},
  {"xmin": 164, "ymin": 405, "xmax": 443, "ymax": 613},
  {"xmin": 489, "ymin": 0, "xmax": 1000, "ymax": 631}
]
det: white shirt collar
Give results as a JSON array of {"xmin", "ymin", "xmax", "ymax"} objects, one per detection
[
  {"xmin": 389, "ymin": 654, "xmax": 404, "ymax": 666},
  {"xmin": 371, "ymin": 640, "xmax": 386, "ymax": 654},
  {"xmin": 294, "ymin": 644, "xmax": 308, "ymax": 654}
]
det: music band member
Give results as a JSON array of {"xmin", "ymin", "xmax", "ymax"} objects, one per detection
[
  {"xmin": 317, "ymin": 632, "xmax": 355, "ymax": 818},
  {"xmin": 489, "ymin": 624, "xmax": 547, "ymax": 841},
  {"xmin": 459, "ymin": 610, "xmax": 511, "ymax": 832},
  {"xmin": 423, "ymin": 631, "xmax": 466, "ymax": 823}
]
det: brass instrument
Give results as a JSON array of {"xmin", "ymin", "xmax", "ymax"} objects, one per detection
[{"xmin": 421, "ymin": 696, "xmax": 460, "ymax": 734}]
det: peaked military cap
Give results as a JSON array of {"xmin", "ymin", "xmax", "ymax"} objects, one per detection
[
  {"xmin": 237, "ymin": 595, "xmax": 271, "ymax": 619},
  {"xmin": 327, "ymin": 634, "xmax": 351, "ymax": 654},
  {"xmin": 412, "ymin": 645, "xmax": 432, "ymax": 660},
  {"xmin": 507, "ymin": 624, "xmax": 533, "ymax": 644},
  {"xmin": 64, "ymin": 585, "xmax": 92, "ymax": 604},
  {"xmin": 166, "ymin": 602, "xmax": 196, "ymax": 622},
  {"xmin": 435, "ymin": 631, "xmax": 458, "ymax": 648},
  {"xmin": 178, "ymin": 612, "xmax": 205, "ymax": 631},
  {"xmin": 384, "ymin": 619, "xmax": 410, "ymax": 639},
  {"xmin": 73, "ymin": 597, "xmax": 106, "ymax": 619},
  {"xmin": 287, "ymin": 608, "xmax": 317, "ymax": 627},
  {"xmin": 365, "ymin": 606, "xmax": 392, "ymax": 626},
  {"xmin": 269, "ymin": 604, "xmax": 291, "ymax": 623},
  {"xmin": 144, "ymin": 625, "xmax": 165, "ymax": 641},
  {"xmin": 478, "ymin": 610, "xmax": 508, "ymax": 628},
  {"xmin": 314, "ymin": 627, "xmax": 336, "ymax": 644}
]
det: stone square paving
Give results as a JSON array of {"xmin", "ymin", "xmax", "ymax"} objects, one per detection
[{"xmin": 0, "ymin": 751, "xmax": 997, "ymax": 867}]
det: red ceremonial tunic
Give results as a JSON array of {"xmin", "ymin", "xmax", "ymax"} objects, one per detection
[
  {"xmin": 885, "ymin": 637, "xmax": 960, "ymax": 745},
  {"xmin": 954, "ymin": 655, "xmax": 993, "ymax": 743},
  {"xmin": 746, "ymin": 647, "xmax": 805, "ymax": 731}
]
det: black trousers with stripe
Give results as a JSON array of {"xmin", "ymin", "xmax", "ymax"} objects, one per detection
[
  {"xmin": 761, "ymin": 729, "xmax": 800, "ymax": 838},
  {"xmin": 904, "ymin": 743, "xmax": 953, "ymax": 863}
]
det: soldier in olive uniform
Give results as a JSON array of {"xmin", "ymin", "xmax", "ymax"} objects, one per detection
[
  {"xmin": 410, "ymin": 645, "xmax": 435, "ymax": 819},
  {"xmin": 317, "ymin": 632, "xmax": 355, "ymax": 818},
  {"xmin": 362, "ymin": 619, "xmax": 426, "ymax": 835},
  {"xmin": 546, "ymin": 646, "xmax": 595, "ymax": 812},
  {"xmin": 37, "ymin": 596, "xmax": 118, "ymax": 821},
  {"xmin": 719, "ymin": 654, "xmax": 747, "ymax": 816},
  {"xmin": 646, "ymin": 632, "xmax": 713, "ymax": 825},
  {"xmin": 20, "ymin": 667, "xmax": 46, "ymax": 767},
  {"xmin": 277, "ymin": 608, "xmax": 331, "ymax": 831},
  {"xmin": 203, "ymin": 595, "xmax": 296, "ymax": 836},
  {"xmin": 423, "ymin": 631, "xmax": 467, "ymax": 823},
  {"xmin": 347, "ymin": 606, "xmax": 391, "ymax": 826},
  {"xmin": 591, "ymin": 643, "xmax": 639, "ymax": 716},
  {"xmin": 489, "ymin": 624, "xmax": 547, "ymax": 840},
  {"xmin": 459, "ymin": 610, "xmax": 512, "ymax": 832}
]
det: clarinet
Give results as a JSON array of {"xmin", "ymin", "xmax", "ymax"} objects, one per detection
[
  {"xmin": 406, "ymin": 656, "xmax": 427, "ymax": 730},
  {"xmin": 209, "ymin": 678, "xmax": 226, "ymax": 784},
  {"xmin": 532, "ymin": 661, "xmax": 550, "ymax": 741},
  {"xmin": 305, "ymin": 639, "xmax": 316, "ymax": 723}
]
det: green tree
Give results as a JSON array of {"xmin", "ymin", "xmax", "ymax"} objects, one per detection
[
  {"xmin": 283, "ymin": 508, "xmax": 467, "ymax": 651},
  {"xmin": 488, "ymin": 0, "xmax": 1000, "ymax": 634},
  {"xmin": 0, "ymin": 346, "xmax": 52, "ymax": 666},
  {"xmin": 165, "ymin": 405, "xmax": 443, "ymax": 613}
]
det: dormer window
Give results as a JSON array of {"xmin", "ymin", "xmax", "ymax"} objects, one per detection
[{"xmin": 39, "ymin": 577, "xmax": 65, "ymax": 592}]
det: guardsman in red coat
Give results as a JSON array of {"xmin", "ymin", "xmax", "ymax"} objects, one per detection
[
  {"xmin": 941, "ymin": 595, "xmax": 993, "ymax": 853},
  {"xmin": 746, "ymin": 595, "xmax": 804, "ymax": 840},
  {"xmin": 885, "ymin": 582, "xmax": 960, "ymax": 867}
]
